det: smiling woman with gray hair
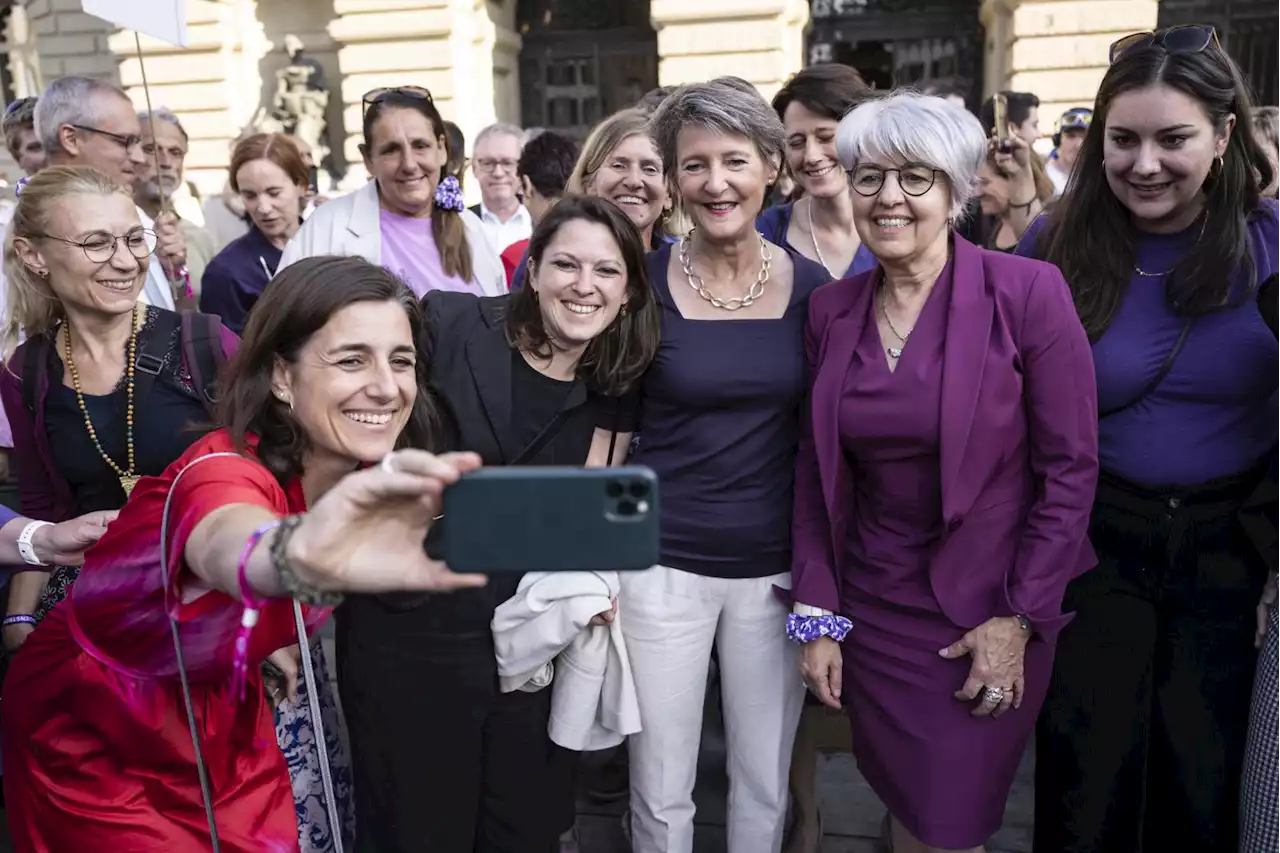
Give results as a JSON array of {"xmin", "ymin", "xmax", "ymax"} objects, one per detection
[
  {"xmin": 594, "ymin": 76, "xmax": 830, "ymax": 852},
  {"xmin": 789, "ymin": 90, "xmax": 1098, "ymax": 853}
]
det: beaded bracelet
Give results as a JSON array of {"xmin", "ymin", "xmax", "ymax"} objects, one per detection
[
  {"xmin": 270, "ymin": 514, "xmax": 345, "ymax": 608},
  {"xmin": 2, "ymin": 614, "xmax": 36, "ymax": 628},
  {"xmin": 231, "ymin": 520, "xmax": 281, "ymax": 702}
]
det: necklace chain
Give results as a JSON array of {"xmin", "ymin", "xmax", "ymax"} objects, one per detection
[
  {"xmin": 806, "ymin": 198, "xmax": 836, "ymax": 278},
  {"xmin": 880, "ymin": 287, "xmax": 912, "ymax": 359},
  {"xmin": 679, "ymin": 230, "xmax": 772, "ymax": 311},
  {"xmin": 65, "ymin": 305, "xmax": 140, "ymax": 494},
  {"xmin": 1134, "ymin": 214, "xmax": 1209, "ymax": 278}
]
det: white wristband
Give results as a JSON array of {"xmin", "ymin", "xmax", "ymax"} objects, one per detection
[{"xmin": 17, "ymin": 521, "xmax": 53, "ymax": 566}]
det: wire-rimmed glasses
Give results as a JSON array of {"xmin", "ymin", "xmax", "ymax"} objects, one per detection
[{"xmin": 32, "ymin": 228, "xmax": 158, "ymax": 263}]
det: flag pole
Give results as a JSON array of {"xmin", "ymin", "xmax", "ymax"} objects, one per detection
[{"xmin": 133, "ymin": 29, "xmax": 191, "ymax": 306}]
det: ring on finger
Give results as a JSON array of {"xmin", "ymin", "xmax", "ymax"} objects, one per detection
[{"xmin": 982, "ymin": 686, "xmax": 1005, "ymax": 706}]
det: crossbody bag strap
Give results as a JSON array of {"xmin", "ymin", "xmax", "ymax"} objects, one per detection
[
  {"xmin": 509, "ymin": 407, "xmax": 572, "ymax": 466},
  {"xmin": 161, "ymin": 452, "xmax": 345, "ymax": 853},
  {"xmin": 1099, "ymin": 319, "xmax": 1194, "ymax": 419}
]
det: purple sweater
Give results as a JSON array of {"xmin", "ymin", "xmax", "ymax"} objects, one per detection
[{"xmin": 1017, "ymin": 200, "xmax": 1278, "ymax": 486}]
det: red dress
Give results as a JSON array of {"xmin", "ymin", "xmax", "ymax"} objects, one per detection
[{"xmin": 2, "ymin": 430, "xmax": 329, "ymax": 852}]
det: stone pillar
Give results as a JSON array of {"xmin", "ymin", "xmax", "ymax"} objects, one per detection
[
  {"xmin": 24, "ymin": 0, "xmax": 117, "ymax": 83},
  {"xmin": 650, "ymin": 0, "xmax": 809, "ymax": 101},
  {"xmin": 328, "ymin": 0, "xmax": 521, "ymax": 191},
  {"xmin": 980, "ymin": 0, "xmax": 1159, "ymax": 131},
  {"xmin": 108, "ymin": 0, "xmax": 267, "ymax": 198}
]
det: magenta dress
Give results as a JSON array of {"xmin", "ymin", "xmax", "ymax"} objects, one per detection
[{"xmin": 837, "ymin": 262, "xmax": 1051, "ymax": 848}]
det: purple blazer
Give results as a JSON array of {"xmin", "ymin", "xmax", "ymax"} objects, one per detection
[{"xmin": 791, "ymin": 235, "xmax": 1099, "ymax": 644}]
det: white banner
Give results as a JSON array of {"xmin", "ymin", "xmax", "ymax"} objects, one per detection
[{"xmin": 81, "ymin": 0, "xmax": 188, "ymax": 48}]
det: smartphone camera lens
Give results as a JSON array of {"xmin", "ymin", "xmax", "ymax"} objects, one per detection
[
  {"xmin": 616, "ymin": 499, "xmax": 638, "ymax": 516},
  {"xmin": 606, "ymin": 480, "xmax": 625, "ymax": 498},
  {"xmin": 628, "ymin": 481, "xmax": 650, "ymax": 499}
]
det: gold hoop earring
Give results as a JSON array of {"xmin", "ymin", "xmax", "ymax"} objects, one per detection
[{"xmin": 1211, "ymin": 154, "xmax": 1225, "ymax": 179}]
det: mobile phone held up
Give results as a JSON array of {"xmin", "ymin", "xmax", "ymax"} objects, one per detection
[
  {"xmin": 432, "ymin": 466, "xmax": 660, "ymax": 574},
  {"xmin": 993, "ymin": 93, "xmax": 1013, "ymax": 152}
]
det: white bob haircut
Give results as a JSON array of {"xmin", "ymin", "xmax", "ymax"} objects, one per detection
[{"xmin": 835, "ymin": 90, "xmax": 987, "ymax": 219}]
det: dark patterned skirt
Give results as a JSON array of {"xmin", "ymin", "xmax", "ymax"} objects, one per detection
[
  {"xmin": 1241, "ymin": 600, "xmax": 1278, "ymax": 852},
  {"xmin": 33, "ymin": 565, "xmax": 78, "ymax": 623}
]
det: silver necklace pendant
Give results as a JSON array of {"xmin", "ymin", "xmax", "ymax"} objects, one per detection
[{"xmin": 887, "ymin": 346, "xmax": 903, "ymax": 359}]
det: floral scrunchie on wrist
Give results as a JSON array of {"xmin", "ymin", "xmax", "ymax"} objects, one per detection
[{"xmin": 786, "ymin": 612, "xmax": 852, "ymax": 644}]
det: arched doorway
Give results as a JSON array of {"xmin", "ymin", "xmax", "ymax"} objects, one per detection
[{"xmin": 517, "ymin": 0, "xmax": 658, "ymax": 138}]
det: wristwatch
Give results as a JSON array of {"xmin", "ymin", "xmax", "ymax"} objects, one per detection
[{"xmin": 17, "ymin": 521, "xmax": 53, "ymax": 566}]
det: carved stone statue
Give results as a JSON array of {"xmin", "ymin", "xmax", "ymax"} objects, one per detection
[{"xmin": 254, "ymin": 34, "xmax": 331, "ymax": 177}]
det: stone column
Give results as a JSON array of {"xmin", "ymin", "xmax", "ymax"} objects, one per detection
[
  {"xmin": 980, "ymin": 0, "xmax": 1159, "ymax": 127},
  {"xmin": 650, "ymin": 0, "xmax": 809, "ymax": 101},
  {"xmin": 107, "ymin": 0, "xmax": 266, "ymax": 198},
  {"xmin": 328, "ymin": 0, "xmax": 521, "ymax": 191}
]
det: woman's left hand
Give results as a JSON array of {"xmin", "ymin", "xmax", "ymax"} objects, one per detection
[
  {"xmin": 939, "ymin": 616, "xmax": 1031, "ymax": 718},
  {"xmin": 1255, "ymin": 572, "xmax": 1277, "ymax": 649},
  {"xmin": 589, "ymin": 598, "xmax": 618, "ymax": 627},
  {"xmin": 33, "ymin": 510, "xmax": 119, "ymax": 566},
  {"xmin": 263, "ymin": 644, "xmax": 302, "ymax": 709}
]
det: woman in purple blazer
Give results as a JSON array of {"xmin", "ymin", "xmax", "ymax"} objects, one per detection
[{"xmin": 790, "ymin": 91, "xmax": 1099, "ymax": 852}]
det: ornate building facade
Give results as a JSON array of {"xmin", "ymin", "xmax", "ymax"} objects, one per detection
[{"xmin": 0, "ymin": 0, "xmax": 1273, "ymax": 194}]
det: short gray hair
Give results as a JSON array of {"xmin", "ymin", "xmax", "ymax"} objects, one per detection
[
  {"xmin": 474, "ymin": 122, "xmax": 523, "ymax": 150},
  {"xmin": 139, "ymin": 106, "xmax": 188, "ymax": 142},
  {"xmin": 651, "ymin": 76, "xmax": 784, "ymax": 177},
  {"xmin": 34, "ymin": 76, "xmax": 131, "ymax": 157},
  {"xmin": 835, "ymin": 90, "xmax": 986, "ymax": 218}
]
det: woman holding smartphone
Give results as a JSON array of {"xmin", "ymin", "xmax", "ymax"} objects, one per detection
[{"xmin": 335, "ymin": 195, "xmax": 660, "ymax": 852}]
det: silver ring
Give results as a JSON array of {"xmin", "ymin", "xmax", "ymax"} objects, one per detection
[
  {"xmin": 982, "ymin": 686, "xmax": 1005, "ymax": 705},
  {"xmin": 380, "ymin": 452, "xmax": 398, "ymax": 475}
]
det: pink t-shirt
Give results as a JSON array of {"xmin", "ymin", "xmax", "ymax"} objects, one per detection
[{"xmin": 379, "ymin": 209, "xmax": 482, "ymax": 298}]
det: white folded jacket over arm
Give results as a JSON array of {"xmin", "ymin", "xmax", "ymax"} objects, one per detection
[{"xmin": 491, "ymin": 571, "xmax": 642, "ymax": 752}]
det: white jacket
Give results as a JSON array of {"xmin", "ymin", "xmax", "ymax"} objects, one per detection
[
  {"xmin": 491, "ymin": 571, "xmax": 642, "ymax": 752},
  {"xmin": 277, "ymin": 181, "xmax": 506, "ymax": 296}
]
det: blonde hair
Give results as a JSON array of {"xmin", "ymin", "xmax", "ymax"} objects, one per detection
[
  {"xmin": 2, "ymin": 166, "xmax": 131, "ymax": 360},
  {"xmin": 567, "ymin": 108, "xmax": 678, "ymax": 241}
]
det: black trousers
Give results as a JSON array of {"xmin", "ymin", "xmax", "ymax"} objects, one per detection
[
  {"xmin": 335, "ymin": 592, "xmax": 570, "ymax": 853},
  {"xmin": 1034, "ymin": 467, "xmax": 1266, "ymax": 853}
]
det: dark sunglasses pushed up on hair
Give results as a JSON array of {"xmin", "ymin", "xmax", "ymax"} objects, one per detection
[
  {"xmin": 362, "ymin": 86, "xmax": 433, "ymax": 113},
  {"xmin": 1109, "ymin": 24, "xmax": 1220, "ymax": 65}
]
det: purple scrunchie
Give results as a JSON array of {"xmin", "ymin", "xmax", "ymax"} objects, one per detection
[
  {"xmin": 786, "ymin": 613, "xmax": 853, "ymax": 644},
  {"xmin": 14, "ymin": 176, "xmax": 29, "ymax": 197},
  {"xmin": 433, "ymin": 175, "xmax": 464, "ymax": 212}
]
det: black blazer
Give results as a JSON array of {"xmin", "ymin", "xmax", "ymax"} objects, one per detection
[{"xmin": 425, "ymin": 290, "xmax": 599, "ymax": 467}]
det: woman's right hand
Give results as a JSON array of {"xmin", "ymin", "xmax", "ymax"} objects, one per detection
[
  {"xmin": 286, "ymin": 450, "xmax": 489, "ymax": 595},
  {"xmin": 800, "ymin": 635, "xmax": 843, "ymax": 709}
]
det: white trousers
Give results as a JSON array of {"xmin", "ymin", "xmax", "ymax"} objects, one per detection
[{"xmin": 620, "ymin": 565, "xmax": 805, "ymax": 853}]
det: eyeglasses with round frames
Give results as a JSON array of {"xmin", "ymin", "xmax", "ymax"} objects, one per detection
[
  {"xmin": 849, "ymin": 165, "xmax": 944, "ymax": 198},
  {"xmin": 31, "ymin": 228, "xmax": 158, "ymax": 263}
]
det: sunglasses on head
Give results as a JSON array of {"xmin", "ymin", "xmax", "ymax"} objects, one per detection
[
  {"xmin": 362, "ymin": 86, "xmax": 433, "ymax": 113},
  {"xmin": 1109, "ymin": 24, "xmax": 1220, "ymax": 65},
  {"xmin": 4, "ymin": 97, "xmax": 34, "ymax": 117}
]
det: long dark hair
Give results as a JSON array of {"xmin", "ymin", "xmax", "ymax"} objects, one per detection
[
  {"xmin": 1036, "ymin": 37, "xmax": 1274, "ymax": 340},
  {"xmin": 361, "ymin": 92, "xmax": 474, "ymax": 283},
  {"xmin": 505, "ymin": 196, "xmax": 660, "ymax": 396},
  {"xmin": 219, "ymin": 255, "xmax": 445, "ymax": 484}
]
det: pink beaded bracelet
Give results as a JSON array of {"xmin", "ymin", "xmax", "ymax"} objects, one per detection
[{"xmin": 232, "ymin": 519, "xmax": 281, "ymax": 702}]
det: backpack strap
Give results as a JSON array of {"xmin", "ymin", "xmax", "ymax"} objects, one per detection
[
  {"xmin": 180, "ymin": 312, "xmax": 227, "ymax": 419},
  {"xmin": 133, "ymin": 310, "xmax": 183, "ymax": 416}
]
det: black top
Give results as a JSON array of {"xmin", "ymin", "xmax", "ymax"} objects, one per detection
[
  {"xmin": 510, "ymin": 348, "xmax": 575, "ymax": 452},
  {"xmin": 603, "ymin": 243, "xmax": 832, "ymax": 578},
  {"xmin": 44, "ymin": 306, "xmax": 216, "ymax": 514}
]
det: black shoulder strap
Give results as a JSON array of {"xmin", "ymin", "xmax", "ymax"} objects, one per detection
[
  {"xmin": 181, "ymin": 312, "xmax": 226, "ymax": 418},
  {"xmin": 20, "ymin": 336, "xmax": 47, "ymax": 417},
  {"xmin": 510, "ymin": 408, "xmax": 571, "ymax": 466},
  {"xmin": 132, "ymin": 310, "xmax": 183, "ymax": 414},
  {"xmin": 1099, "ymin": 319, "xmax": 1194, "ymax": 419}
]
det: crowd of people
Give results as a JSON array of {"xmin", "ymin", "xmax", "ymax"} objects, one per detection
[{"xmin": 0, "ymin": 19, "xmax": 1270, "ymax": 853}]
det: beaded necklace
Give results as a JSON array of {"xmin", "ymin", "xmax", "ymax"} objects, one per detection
[{"xmin": 64, "ymin": 305, "xmax": 140, "ymax": 496}]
